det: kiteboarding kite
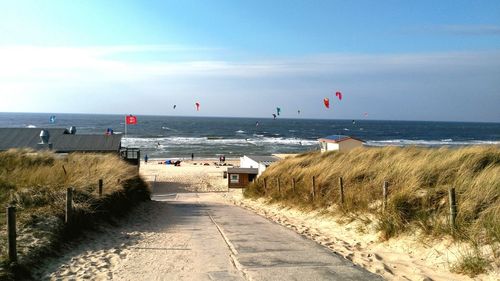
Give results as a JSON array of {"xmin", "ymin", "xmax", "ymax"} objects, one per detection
[
  {"xmin": 335, "ymin": 91, "xmax": 342, "ymax": 100},
  {"xmin": 276, "ymin": 107, "xmax": 281, "ymax": 116},
  {"xmin": 195, "ymin": 102, "xmax": 200, "ymax": 111},
  {"xmin": 323, "ymin": 98, "xmax": 330, "ymax": 109},
  {"xmin": 173, "ymin": 105, "xmax": 177, "ymax": 109},
  {"xmin": 297, "ymin": 110, "xmax": 301, "ymax": 115}
]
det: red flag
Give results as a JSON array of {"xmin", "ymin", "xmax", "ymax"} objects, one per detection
[{"xmin": 126, "ymin": 115, "xmax": 137, "ymax": 125}]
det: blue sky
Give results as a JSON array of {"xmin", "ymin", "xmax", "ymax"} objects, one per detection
[{"xmin": 1, "ymin": 0, "xmax": 499, "ymax": 121}]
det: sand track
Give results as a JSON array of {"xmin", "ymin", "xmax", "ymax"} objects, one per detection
[{"xmin": 35, "ymin": 175, "xmax": 379, "ymax": 281}]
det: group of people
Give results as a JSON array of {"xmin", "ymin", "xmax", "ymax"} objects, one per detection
[
  {"xmin": 219, "ymin": 155, "xmax": 226, "ymax": 163},
  {"xmin": 143, "ymin": 153, "xmax": 225, "ymax": 166}
]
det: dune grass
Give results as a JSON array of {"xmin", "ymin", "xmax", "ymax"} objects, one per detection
[
  {"xmin": 0, "ymin": 149, "xmax": 150, "ymax": 280},
  {"xmin": 244, "ymin": 146, "xmax": 500, "ymax": 275}
]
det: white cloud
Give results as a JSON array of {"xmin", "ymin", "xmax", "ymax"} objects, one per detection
[
  {"xmin": 432, "ymin": 24, "xmax": 500, "ymax": 35},
  {"xmin": 1, "ymin": 45, "xmax": 499, "ymax": 121},
  {"xmin": 403, "ymin": 24, "xmax": 500, "ymax": 36},
  {"xmin": 1, "ymin": 45, "xmax": 499, "ymax": 82}
]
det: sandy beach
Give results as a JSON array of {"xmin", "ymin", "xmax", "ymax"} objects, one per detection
[
  {"xmin": 141, "ymin": 158, "xmax": 239, "ymax": 193},
  {"xmin": 34, "ymin": 159, "xmax": 498, "ymax": 281}
]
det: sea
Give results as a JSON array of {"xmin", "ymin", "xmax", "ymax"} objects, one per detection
[{"xmin": 1, "ymin": 112, "xmax": 499, "ymax": 159}]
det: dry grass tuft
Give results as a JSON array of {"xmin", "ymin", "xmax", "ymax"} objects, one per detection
[
  {"xmin": 0, "ymin": 149, "xmax": 149, "ymax": 280},
  {"xmin": 245, "ymin": 146, "xmax": 500, "ymax": 274}
]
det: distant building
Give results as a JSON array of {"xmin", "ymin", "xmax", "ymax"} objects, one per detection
[
  {"xmin": 318, "ymin": 135, "xmax": 364, "ymax": 153},
  {"xmin": 240, "ymin": 155, "xmax": 280, "ymax": 176},
  {"xmin": 226, "ymin": 167, "xmax": 258, "ymax": 188},
  {"xmin": 227, "ymin": 155, "xmax": 281, "ymax": 189},
  {"xmin": 0, "ymin": 128, "xmax": 123, "ymax": 153}
]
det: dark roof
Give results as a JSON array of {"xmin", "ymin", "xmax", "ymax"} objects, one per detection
[
  {"xmin": 245, "ymin": 155, "xmax": 280, "ymax": 165},
  {"xmin": 54, "ymin": 135, "xmax": 122, "ymax": 152},
  {"xmin": 0, "ymin": 128, "xmax": 122, "ymax": 152},
  {"xmin": 318, "ymin": 135, "xmax": 364, "ymax": 143},
  {"xmin": 227, "ymin": 167, "xmax": 258, "ymax": 174}
]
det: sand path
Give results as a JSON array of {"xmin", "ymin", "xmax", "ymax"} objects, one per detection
[{"xmin": 35, "ymin": 162, "xmax": 381, "ymax": 280}]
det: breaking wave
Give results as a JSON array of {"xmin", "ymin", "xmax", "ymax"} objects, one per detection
[{"xmin": 365, "ymin": 139, "xmax": 500, "ymax": 147}]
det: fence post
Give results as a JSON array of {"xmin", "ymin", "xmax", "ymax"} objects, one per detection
[
  {"xmin": 312, "ymin": 176, "xmax": 316, "ymax": 200},
  {"xmin": 7, "ymin": 206, "xmax": 17, "ymax": 262},
  {"xmin": 277, "ymin": 178, "xmax": 281, "ymax": 196},
  {"xmin": 382, "ymin": 181, "xmax": 389, "ymax": 211},
  {"xmin": 98, "ymin": 179, "xmax": 103, "ymax": 197},
  {"xmin": 292, "ymin": 178, "xmax": 296, "ymax": 193},
  {"xmin": 339, "ymin": 177, "xmax": 344, "ymax": 206},
  {"xmin": 66, "ymin": 187, "xmax": 73, "ymax": 224},
  {"xmin": 264, "ymin": 178, "xmax": 267, "ymax": 195},
  {"xmin": 449, "ymin": 187, "xmax": 457, "ymax": 231}
]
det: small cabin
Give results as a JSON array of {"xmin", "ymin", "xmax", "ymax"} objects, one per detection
[
  {"xmin": 318, "ymin": 135, "xmax": 364, "ymax": 153},
  {"xmin": 227, "ymin": 167, "xmax": 258, "ymax": 188},
  {"xmin": 240, "ymin": 155, "xmax": 280, "ymax": 176}
]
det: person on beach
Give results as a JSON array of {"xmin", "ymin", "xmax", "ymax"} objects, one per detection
[
  {"xmin": 191, "ymin": 153, "xmax": 194, "ymax": 161},
  {"xmin": 144, "ymin": 154, "xmax": 148, "ymax": 164}
]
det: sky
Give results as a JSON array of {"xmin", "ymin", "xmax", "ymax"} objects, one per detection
[{"xmin": 1, "ymin": 0, "xmax": 499, "ymax": 122}]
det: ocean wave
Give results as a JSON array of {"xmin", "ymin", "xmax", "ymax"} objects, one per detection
[
  {"xmin": 122, "ymin": 136, "xmax": 319, "ymax": 148},
  {"xmin": 365, "ymin": 139, "xmax": 500, "ymax": 147}
]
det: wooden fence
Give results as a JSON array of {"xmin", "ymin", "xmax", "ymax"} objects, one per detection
[
  {"xmin": 4, "ymin": 179, "xmax": 107, "ymax": 263},
  {"xmin": 259, "ymin": 176, "xmax": 458, "ymax": 228}
]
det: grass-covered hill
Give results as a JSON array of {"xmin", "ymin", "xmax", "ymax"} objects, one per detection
[
  {"xmin": 0, "ymin": 149, "xmax": 150, "ymax": 280},
  {"xmin": 245, "ymin": 146, "xmax": 500, "ymax": 276}
]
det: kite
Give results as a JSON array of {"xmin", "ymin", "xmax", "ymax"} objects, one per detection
[
  {"xmin": 363, "ymin": 112, "xmax": 368, "ymax": 117},
  {"xmin": 276, "ymin": 107, "xmax": 281, "ymax": 116},
  {"xmin": 323, "ymin": 98, "xmax": 330, "ymax": 109},
  {"xmin": 173, "ymin": 105, "xmax": 177, "ymax": 109},
  {"xmin": 335, "ymin": 91, "xmax": 342, "ymax": 100},
  {"xmin": 297, "ymin": 110, "xmax": 301, "ymax": 115},
  {"xmin": 195, "ymin": 102, "xmax": 200, "ymax": 111}
]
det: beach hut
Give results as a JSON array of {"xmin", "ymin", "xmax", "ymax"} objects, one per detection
[
  {"xmin": 227, "ymin": 167, "xmax": 258, "ymax": 188},
  {"xmin": 318, "ymin": 135, "xmax": 364, "ymax": 153},
  {"xmin": 240, "ymin": 155, "xmax": 280, "ymax": 176}
]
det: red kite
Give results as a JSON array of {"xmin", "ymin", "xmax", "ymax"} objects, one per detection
[{"xmin": 323, "ymin": 98, "xmax": 330, "ymax": 109}]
